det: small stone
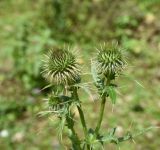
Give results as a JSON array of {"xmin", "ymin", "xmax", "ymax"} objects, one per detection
[
  {"xmin": 116, "ymin": 126, "xmax": 124, "ymax": 136},
  {"xmin": 77, "ymin": 58, "xmax": 84, "ymax": 64},
  {"xmin": 73, "ymin": 107, "xmax": 79, "ymax": 118},
  {"xmin": 125, "ymin": 95, "xmax": 133, "ymax": 102},
  {"xmin": 146, "ymin": 132, "xmax": 153, "ymax": 139},
  {"xmin": 32, "ymin": 88, "xmax": 41, "ymax": 95},
  {"xmin": 145, "ymin": 13, "xmax": 156, "ymax": 25},
  {"xmin": 12, "ymin": 132, "xmax": 24, "ymax": 142},
  {"xmin": 0, "ymin": 130, "xmax": 9, "ymax": 138}
]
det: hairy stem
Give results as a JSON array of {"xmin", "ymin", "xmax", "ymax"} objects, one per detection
[
  {"xmin": 95, "ymin": 95, "xmax": 106, "ymax": 136},
  {"xmin": 66, "ymin": 115, "xmax": 81, "ymax": 150},
  {"xmin": 71, "ymin": 87, "xmax": 90, "ymax": 150},
  {"xmin": 95, "ymin": 79, "xmax": 110, "ymax": 136}
]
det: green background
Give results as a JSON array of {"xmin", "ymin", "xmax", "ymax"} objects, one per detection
[{"xmin": 0, "ymin": 0, "xmax": 160, "ymax": 149}]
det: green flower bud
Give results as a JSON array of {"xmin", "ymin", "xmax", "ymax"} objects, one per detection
[
  {"xmin": 42, "ymin": 48, "xmax": 81, "ymax": 85},
  {"xmin": 48, "ymin": 94, "xmax": 70, "ymax": 112},
  {"xmin": 96, "ymin": 43, "xmax": 126, "ymax": 79}
]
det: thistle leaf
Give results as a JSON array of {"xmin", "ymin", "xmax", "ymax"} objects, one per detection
[
  {"xmin": 57, "ymin": 116, "xmax": 66, "ymax": 141},
  {"xmin": 109, "ymin": 127, "xmax": 117, "ymax": 136},
  {"xmin": 108, "ymin": 86, "xmax": 117, "ymax": 104},
  {"xmin": 101, "ymin": 133, "xmax": 117, "ymax": 143},
  {"xmin": 122, "ymin": 74, "xmax": 144, "ymax": 88},
  {"xmin": 91, "ymin": 60, "xmax": 104, "ymax": 94},
  {"xmin": 41, "ymin": 84, "xmax": 53, "ymax": 90},
  {"xmin": 77, "ymin": 84, "xmax": 94, "ymax": 101},
  {"xmin": 91, "ymin": 60, "xmax": 99, "ymax": 84}
]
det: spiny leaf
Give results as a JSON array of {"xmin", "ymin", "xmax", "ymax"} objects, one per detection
[
  {"xmin": 78, "ymin": 84, "xmax": 94, "ymax": 101},
  {"xmin": 41, "ymin": 84, "xmax": 53, "ymax": 90},
  {"xmin": 91, "ymin": 60, "xmax": 104, "ymax": 94},
  {"xmin": 101, "ymin": 133, "xmax": 117, "ymax": 143},
  {"xmin": 108, "ymin": 86, "xmax": 117, "ymax": 104},
  {"xmin": 91, "ymin": 60, "xmax": 99, "ymax": 84},
  {"xmin": 57, "ymin": 116, "xmax": 66, "ymax": 141},
  {"xmin": 109, "ymin": 127, "xmax": 117, "ymax": 136},
  {"xmin": 132, "ymin": 126, "xmax": 159, "ymax": 138},
  {"xmin": 100, "ymin": 128, "xmax": 117, "ymax": 143},
  {"xmin": 122, "ymin": 74, "xmax": 144, "ymax": 88}
]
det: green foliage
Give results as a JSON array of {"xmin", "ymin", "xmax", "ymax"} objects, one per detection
[
  {"xmin": 0, "ymin": 11, "xmax": 55, "ymax": 90},
  {"xmin": 11, "ymin": 20, "xmax": 53, "ymax": 89},
  {"xmin": 107, "ymin": 86, "xmax": 117, "ymax": 104},
  {"xmin": 1, "ymin": 0, "xmax": 160, "ymax": 149},
  {"xmin": 91, "ymin": 60, "xmax": 104, "ymax": 95}
]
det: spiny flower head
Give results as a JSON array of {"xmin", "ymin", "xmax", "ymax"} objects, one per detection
[
  {"xmin": 42, "ymin": 48, "xmax": 81, "ymax": 85},
  {"xmin": 96, "ymin": 43, "xmax": 126, "ymax": 79}
]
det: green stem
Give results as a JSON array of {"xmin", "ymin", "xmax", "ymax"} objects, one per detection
[
  {"xmin": 66, "ymin": 115, "xmax": 81, "ymax": 150},
  {"xmin": 71, "ymin": 87, "xmax": 90, "ymax": 150},
  {"xmin": 77, "ymin": 105, "xmax": 88, "ymax": 137},
  {"xmin": 95, "ymin": 79, "xmax": 110, "ymax": 136},
  {"xmin": 95, "ymin": 95, "xmax": 106, "ymax": 136}
]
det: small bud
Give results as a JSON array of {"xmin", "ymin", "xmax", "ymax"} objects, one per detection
[
  {"xmin": 48, "ymin": 94, "xmax": 70, "ymax": 113},
  {"xmin": 42, "ymin": 48, "xmax": 81, "ymax": 85}
]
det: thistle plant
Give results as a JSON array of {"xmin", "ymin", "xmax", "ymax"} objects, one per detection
[{"xmin": 41, "ymin": 44, "xmax": 152, "ymax": 150}]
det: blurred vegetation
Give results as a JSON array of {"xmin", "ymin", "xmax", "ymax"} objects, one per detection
[{"xmin": 0, "ymin": 0, "xmax": 160, "ymax": 149}]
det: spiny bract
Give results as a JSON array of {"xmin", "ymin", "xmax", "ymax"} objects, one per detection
[
  {"xmin": 42, "ymin": 48, "xmax": 81, "ymax": 85},
  {"xmin": 96, "ymin": 43, "xmax": 126, "ymax": 79}
]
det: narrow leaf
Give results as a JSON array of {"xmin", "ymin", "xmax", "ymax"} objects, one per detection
[
  {"xmin": 123, "ymin": 74, "xmax": 144, "ymax": 88},
  {"xmin": 77, "ymin": 84, "xmax": 94, "ymax": 101},
  {"xmin": 41, "ymin": 84, "xmax": 52, "ymax": 91},
  {"xmin": 109, "ymin": 127, "xmax": 117, "ymax": 136},
  {"xmin": 108, "ymin": 86, "xmax": 117, "ymax": 104},
  {"xmin": 91, "ymin": 60, "xmax": 99, "ymax": 83}
]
